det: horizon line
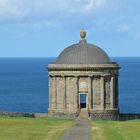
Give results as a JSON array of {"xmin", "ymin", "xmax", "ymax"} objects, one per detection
[{"xmin": 0, "ymin": 56, "xmax": 140, "ymax": 58}]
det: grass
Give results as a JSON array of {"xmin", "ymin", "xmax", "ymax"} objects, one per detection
[
  {"xmin": 0, "ymin": 117, "xmax": 74, "ymax": 140},
  {"xmin": 1, "ymin": 116, "xmax": 140, "ymax": 140},
  {"xmin": 91, "ymin": 120, "xmax": 140, "ymax": 140}
]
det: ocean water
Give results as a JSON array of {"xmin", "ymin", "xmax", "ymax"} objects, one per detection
[
  {"xmin": 0, "ymin": 57, "xmax": 139, "ymax": 114},
  {"xmin": 113, "ymin": 57, "xmax": 140, "ymax": 114}
]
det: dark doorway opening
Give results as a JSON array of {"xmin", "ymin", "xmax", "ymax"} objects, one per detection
[{"xmin": 80, "ymin": 94, "xmax": 87, "ymax": 108}]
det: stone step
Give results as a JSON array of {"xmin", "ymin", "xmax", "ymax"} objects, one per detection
[{"xmin": 78, "ymin": 109, "xmax": 89, "ymax": 120}]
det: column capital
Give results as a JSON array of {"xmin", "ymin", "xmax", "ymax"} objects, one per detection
[
  {"xmin": 88, "ymin": 74, "xmax": 93, "ymax": 77},
  {"xmin": 111, "ymin": 76, "xmax": 115, "ymax": 79},
  {"xmin": 100, "ymin": 75, "xmax": 105, "ymax": 78},
  {"xmin": 88, "ymin": 76, "xmax": 93, "ymax": 79},
  {"xmin": 60, "ymin": 75, "xmax": 65, "ymax": 78},
  {"xmin": 103, "ymin": 74, "xmax": 111, "ymax": 77}
]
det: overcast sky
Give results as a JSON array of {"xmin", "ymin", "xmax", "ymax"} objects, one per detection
[{"xmin": 0, "ymin": 0, "xmax": 140, "ymax": 57}]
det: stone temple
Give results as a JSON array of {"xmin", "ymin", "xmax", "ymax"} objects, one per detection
[{"xmin": 48, "ymin": 30, "xmax": 120, "ymax": 120}]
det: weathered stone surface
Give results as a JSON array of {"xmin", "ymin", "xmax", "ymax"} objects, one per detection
[
  {"xmin": 105, "ymin": 76, "xmax": 111, "ymax": 109},
  {"xmin": 90, "ymin": 109, "xmax": 119, "ymax": 120},
  {"xmin": 57, "ymin": 77, "xmax": 65, "ymax": 109},
  {"xmin": 0, "ymin": 112, "xmax": 34, "ymax": 118},
  {"xmin": 48, "ymin": 63, "xmax": 120, "ymax": 120},
  {"xmin": 92, "ymin": 77, "xmax": 102, "ymax": 110},
  {"xmin": 66, "ymin": 77, "xmax": 78, "ymax": 111},
  {"xmin": 33, "ymin": 113, "xmax": 48, "ymax": 118},
  {"xmin": 48, "ymin": 111, "xmax": 79, "ymax": 119}
]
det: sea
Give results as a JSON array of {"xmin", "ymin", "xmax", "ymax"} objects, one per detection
[{"xmin": 0, "ymin": 57, "xmax": 139, "ymax": 114}]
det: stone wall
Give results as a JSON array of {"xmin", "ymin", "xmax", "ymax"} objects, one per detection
[
  {"xmin": 92, "ymin": 77, "xmax": 101, "ymax": 110},
  {"xmin": 0, "ymin": 112, "xmax": 47, "ymax": 118},
  {"xmin": 66, "ymin": 77, "xmax": 78, "ymax": 112},
  {"xmin": 57, "ymin": 77, "xmax": 65, "ymax": 109},
  {"xmin": 79, "ymin": 77, "xmax": 88, "ymax": 92},
  {"xmin": 0, "ymin": 112, "xmax": 34, "ymax": 117},
  {"xmin": 0, "ymin": 111, "xmax": 140, "ymax": 121},
  {"xmin": 90, "ymin": 110, "xmax": 119, "ymax": 120}
]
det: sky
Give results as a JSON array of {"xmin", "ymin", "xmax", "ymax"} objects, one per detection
[{"xmin": 0, "ymin": 0, "xmax": 140, "ymax": 57}]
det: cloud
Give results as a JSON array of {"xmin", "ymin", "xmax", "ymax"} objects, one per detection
[
  {"xmin": 84, "ymin": 0, "xmax": 107, "ymax": 11},
  {"xmin": 0, "ymin": 0, "xmax": 109, "ymax": 22},
  {"xmin": 116, "ymin": 23, "xmax": 130, "ymax": 33}
]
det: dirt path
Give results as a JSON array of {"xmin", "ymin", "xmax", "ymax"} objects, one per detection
[{"xmin": 61, "ymin": 109, "xmax": 91, "ymax": 140}]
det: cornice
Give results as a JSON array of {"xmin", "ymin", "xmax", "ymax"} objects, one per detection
[{"xmin": 47, "ymin": 64, "xmax": 120, "ymax": 71}]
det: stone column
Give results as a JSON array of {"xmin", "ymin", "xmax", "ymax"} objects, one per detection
[
  {"xmin": 55, "ymin": 77, "xmax": 57, "ymax": 109},
  {"xmin": 49, "ymin": 76, "xmax": 52, "ymax": 109},
  {"xmin": 76, "ymin": 76, "xmax": 79, "ymax": 109},
  {"xmin": 88, "ymin": 76, "xmax": 92, "ymax": 110},
  {"xmin": 50, "ymin": 76, "xmax": 56, "ymax": 110},
  {"xmin": 74, "ymin": 76, "xmax": 78, "ymax": 111},
  {"xmin": 100, "ymin": 76, "xmax": 105, "ymax": 110},
  {"xmin": 64, "ymin": 76, "xmax": 67, "ymax": 109},
  {"xmin": 110, "ymin": 76, "xmax": 114, "ymax": 109}
]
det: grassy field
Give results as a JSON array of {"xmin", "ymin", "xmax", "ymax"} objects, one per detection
[
  {"xmin": 1, "ymin": 117, "xmax": 140, "ymax": 140},
  {"xmin": 91, "ymin": 120, "xmax": 140, "ymax": 140},
  {"xmin": 0, "ymin": 117, "xmax": 74, "ymax": 140}
]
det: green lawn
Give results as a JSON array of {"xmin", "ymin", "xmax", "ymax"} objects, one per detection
[
  {"xmin": 91, "ymin": 120, "xmax": 140, "ymax": 140},
  {"xmin": 0, "ymin": 117, "xmax": 74, "ymax": 140}
]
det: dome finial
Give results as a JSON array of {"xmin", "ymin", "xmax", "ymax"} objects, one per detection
[{"xmin": 80, "ymin": 29, "xmax": 86, "ymax": 40}]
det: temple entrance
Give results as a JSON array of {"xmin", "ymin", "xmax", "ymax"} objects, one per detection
[{"xmin": 79, "ymin": 93, "xmax": 87, "ymax": 109}]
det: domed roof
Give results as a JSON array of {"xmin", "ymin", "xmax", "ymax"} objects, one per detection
[{"xmin": 55, "ymin": 30, "xmax": 111, "ymax": 64}]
